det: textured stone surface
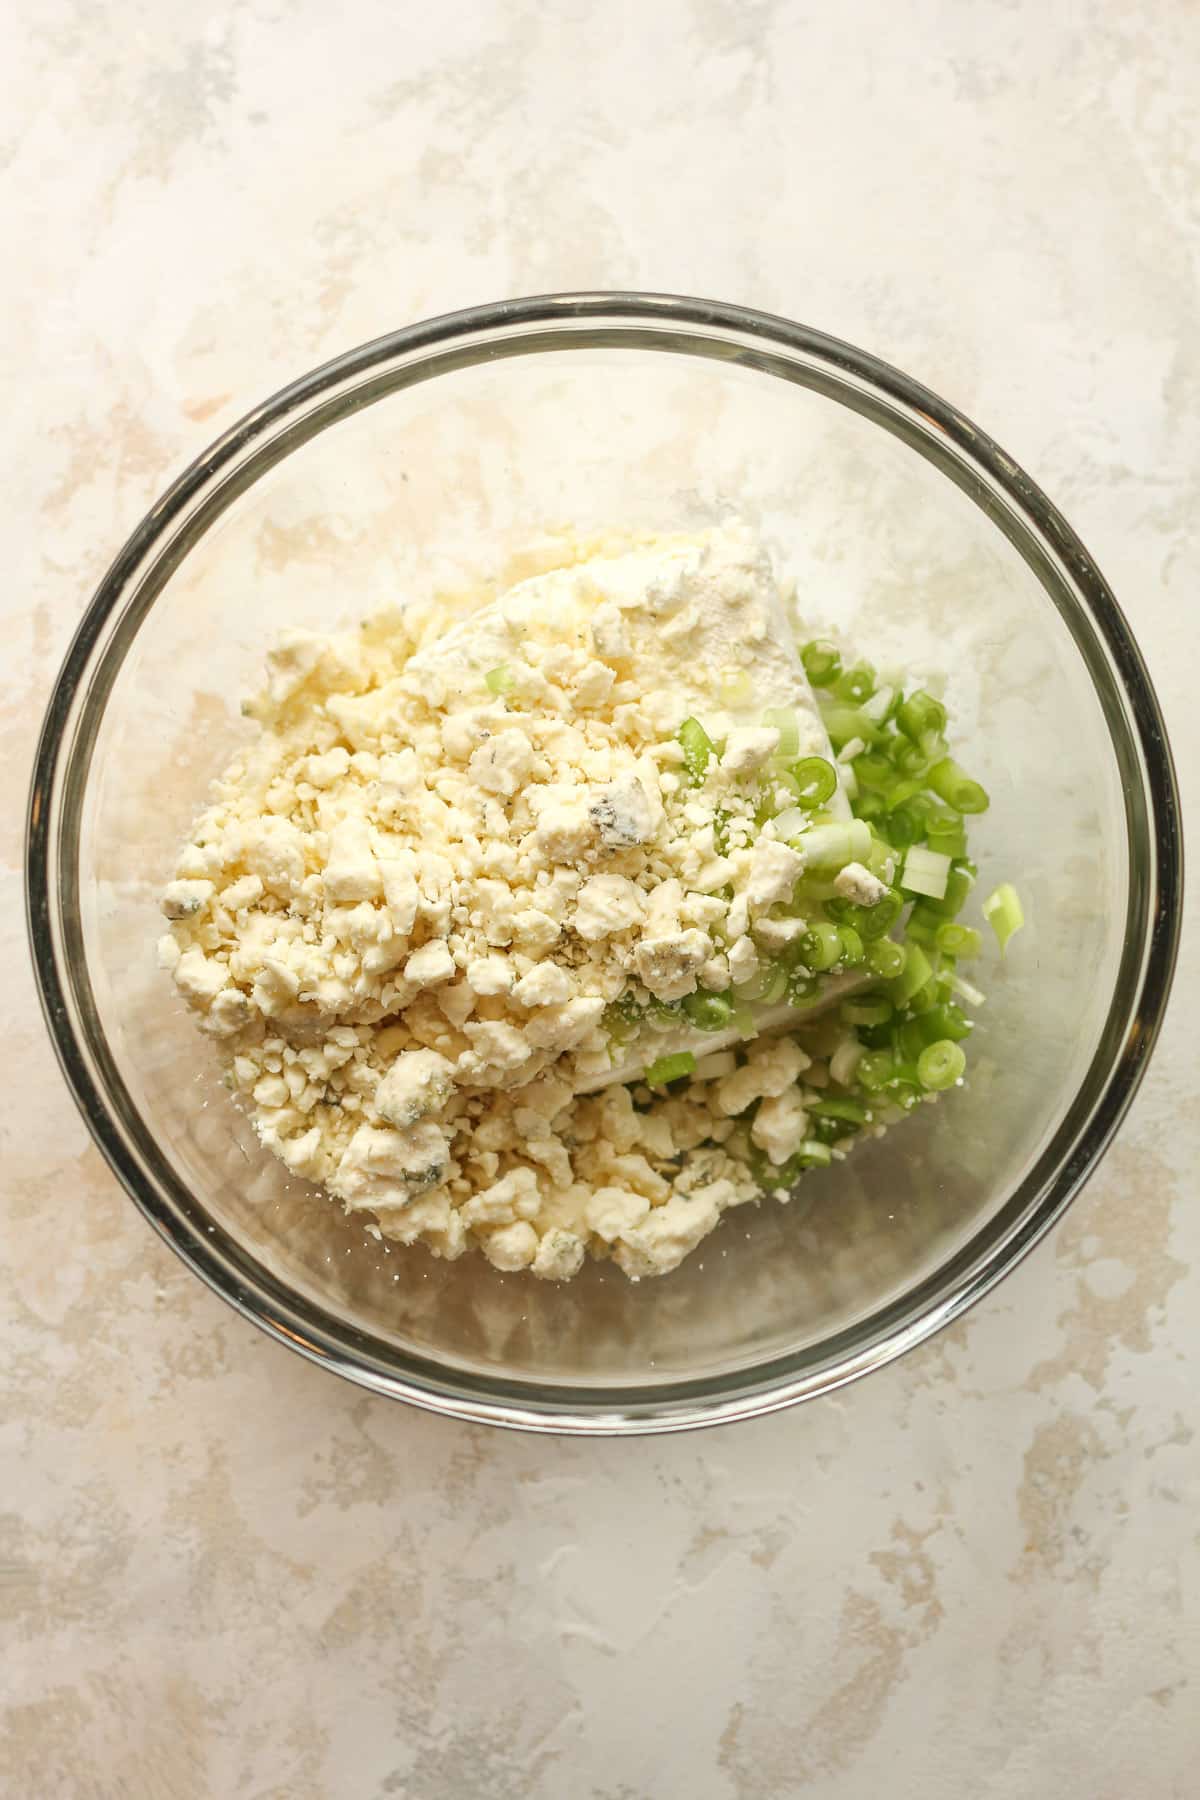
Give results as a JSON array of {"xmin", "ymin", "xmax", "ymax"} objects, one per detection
[{"xmin": 4, "ymin": 3, "xmax": 1197, "ymax": 1795}]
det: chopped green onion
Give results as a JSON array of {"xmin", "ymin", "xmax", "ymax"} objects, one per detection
[
  {"xmin": 888, "ymin": 941, "xmax": 932, "ymax": 1006},
  {"xmin": 903, "ymin": 909, "xmax": 941, "ymax": 948},
  {"xmin": 795, "ymin": 1140, "xmax": 834, "ymax": 1168},
  {"xmin": 835, "ymin": 663, "xmax": 876, "ymax": 704},
  {"xmin": 926, "ymin": 1002, "xmax": 973, "ymax": 1043},
  {"xmin": 826, "ymin": 886, "xmax": 903, "ymax": 943},
  {"xmin": 852, "ymin": 751, "xmax": 896, "ymax": 792},
  {"xmin": 681, "ymin": 991, "xmax": 735, "ymax": 1032},
  {"xmin": 603, "ymin": 995, "xmax": 642, "ymax": 1043},
  {"xmin": 787, "ymin": 969, "xmax": 819, "ymax": 1004},
  {"xmin": 809, "ymin": 1097, "xmax": 871, "ymax": 1125},
  {"xmin": 795, "ymin": 819, "xmax": 872, "ymax": 869},
  {"xmin": 885, "ymin": 776, "xmax": 927, "ymax": 809},
  {"xmin": 732, "ymin": 1002, "xmax": 756, "ymax": 1038},
  {"xmin": 734, "ymin": 962, "xmax": 788, "ymax": 1005},
  {"xmin": 838, "ymin": 925, "xmax": 865, "ymax": 966},
  {"xmin": 919, "ymin": 863, "xmax": 974, "ymax": 919},
  {"xmin": 925, "ymin": 820, "xmax": 967, "ymax": 860},
  {"xmin": 763, "ymin": 706, "xmax": 800, "ymax": 759},
  {"xmin": 863, "ymin": 887, "xmax": 905, "ymax": 940},
  {"xmin": 799, "ymin": 921, "xmax": 842, "ymax": 971},
  {"xmin": 485, "ymin": 664, "xmax": 515, "ymax": 695},
  {"xmin": 859, "ymin": 684, "xmax": 896, "ymax": 725},
  {"xmin": 928, "ymin": 757, "xmax": 989, "ymax": 814},
  {"xmin": 820, "ymin": 703, "xmax": 877, "ymax": 750},
  {"xmin": 841, "ymin": 996, "xmax": 894, "ymax": 1027},
  {"xmin": 885, "ymin": 806, "xmax": 924, "ymax": 849},
  {"xmin": 864, "ymin": 835, "xmax": 897, "ymax": 881},
  {"xmin": 801, "ymin": 640, "xmax": 842, "ymax": 687},
  {"xmin": 891, "ymin": 738, "xmax": 934, "ymax": 778},
  {"xmin": 856, "ymin": 1050, "xmax": 896, "ymax": 1091},
  {"xmin": 790, "ymin": 756, "xmax": 838, "ymax": 808},
  {"xmin": 866, "ymin": 937, "xmax": 907, "ymax": 979},
  {"xmin": 896, "ymin": 690, "xmax": 947, "ymax": 742},
  {"xmin": 901, "ymin": 845, "xmax": 952, "ymax": 900},
  {"xmin": 678, "ymin": 717, "xmax": 716, "ymax": 784},
  {"xmin": 951, "ymin": 971, "xmax": 986, "ymax": 1008},
  {"xmin": 887, "ymin": 1059, "xmax": 923, "ymax": 1089},
  {"xmin": 893, "ymin": 1017, "xmax": 926, "ymax": 1062},
  {"xmin": 888, "ymin": 1081, "xmax": 925, "ymax": 1112},
  {"xmin": 646, "ymin": 1051, "xmax": 697, "ymax": 1088},
  {"xmin": 935, "ymin": 922, "xmax": 982, "ymax": 958},
  {"xmin": 983, "ymin": 882, "xmax": 1024, "ymax": 953},
  {"xmin": 916, "ymin": 1039, "xmax": 967, "ymax": 1091},
  {"xmin": 753, "ymin": 785, "xmax": 778, "ymax": 827},
  {"xmin": 897, "ymin": 1004, "xmax": 969, "ymax": 1057}
]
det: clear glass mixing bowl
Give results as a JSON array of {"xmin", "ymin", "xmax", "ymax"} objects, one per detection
[{"xmin": 26, "ymin": 294, "xmax": 1182, "ymax": 1433}]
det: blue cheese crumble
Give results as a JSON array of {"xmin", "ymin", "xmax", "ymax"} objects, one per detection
[{"xmin": 159, "ymin": 525, "xmax": 858, "ymax": 1280}]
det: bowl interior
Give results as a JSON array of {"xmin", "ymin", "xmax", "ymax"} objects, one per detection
[{"xmin": 67, "ymin": 325, "xmax": 1145, "ymax": 1406}]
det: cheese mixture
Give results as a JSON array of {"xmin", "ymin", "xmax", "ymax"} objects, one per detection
[{"xmin": 159, "ymin": 524, "xmax": 995, "ymax": 1280}]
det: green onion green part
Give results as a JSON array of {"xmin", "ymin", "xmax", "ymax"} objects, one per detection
[
  {"xmin": 763, "ymin": 706, "xmax": 800, "ymax": 759},
  {"xmin": 678, "ymin": 716, "xmax": 716, "ymax": 784},
  {"xmin": 837, "ymin": 925, "xmax": 865, "ymax": 966},
  {"xmin": 916, "ymin": 1039, "xmax": 967, "ymax": 1091},
  {"xmin": 645, "ymin": 1051, "xmax": 697, "ymax": 1088},
  {"xmin": 840, "ymin": 996, "xmax": 894, "ymax": 1027},
  {"xmin": 791, "ymin": 756, "xmax": 838, "ymax": 808},
  {"xmin": 681, "ymin": 991, "xmax": 735, "ymax": 1032},
  {"xmin": 856, "ymin": 1050, "xmax": 896, "ymax": 1091},
  {"xmin": 896, "ymin": 690, "xmax": 947, "ymax": 742},
  {"xmin": 935, "ymin": 922, "xmax": 982, "ymax": 958},
  {"xmin": 799, "ymin": 921, "xmax": 843, "ymax": 972},
  {"xmin": 927, "ymin": 756, "xmax": 989, "ymax": 814},
  {"xmin": 983, "ymin": 881, "xmax": 1025, "ymax": 953},
  {"xmin": 866, "ymin": 937, "xmax": 907, "ymax": 979},
  {"xmin": 888, "ymin": 941, "xmax": 933, "ymax": 1006},
  {"xmin": 835, "ymin": 663, "xmax": 876, "ymax": 704},
  {"xmin": 484, "ymin": 665, "xmax": 515, "ymax": 695},
  {"xmin": 809, "ymin": 1097, "xmax": 871, "ymax": 1126},
  {"xmin": 801, "ymin": 639, "xmax": 842, "ymax": 687}
]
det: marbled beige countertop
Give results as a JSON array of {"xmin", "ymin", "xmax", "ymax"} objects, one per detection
[{"xmin": 4, "ymin": 3, "xmax": 1197, "ymax": 1795}]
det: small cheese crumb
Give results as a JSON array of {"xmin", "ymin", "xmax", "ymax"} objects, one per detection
[{"xmin": 833, "ymin": 861, "xmax": 889, "ymax": 907}]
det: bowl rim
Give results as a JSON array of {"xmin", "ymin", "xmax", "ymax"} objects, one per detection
[{"xmin": 25, "ymin": 290, "xmax": 1184, "ymax": 1434}]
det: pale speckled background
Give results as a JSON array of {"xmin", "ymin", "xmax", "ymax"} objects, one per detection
[{"xmin": 4, "ymin": 3, "xmax": 1198, "ymax": 1795}]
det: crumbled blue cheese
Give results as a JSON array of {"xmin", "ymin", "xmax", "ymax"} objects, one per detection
[
  {"xmin": 160, "ymin": 524, "xmax": 845, "ymax": 1281},
  {"xmin": 832, "ymin": 860, "xmax": 890, "ymax": 907}
]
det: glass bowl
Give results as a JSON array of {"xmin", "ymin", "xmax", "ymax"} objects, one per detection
[{"xmin": 26, "ymin": 293, "xmax": 1182, "ymax": 1434}]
